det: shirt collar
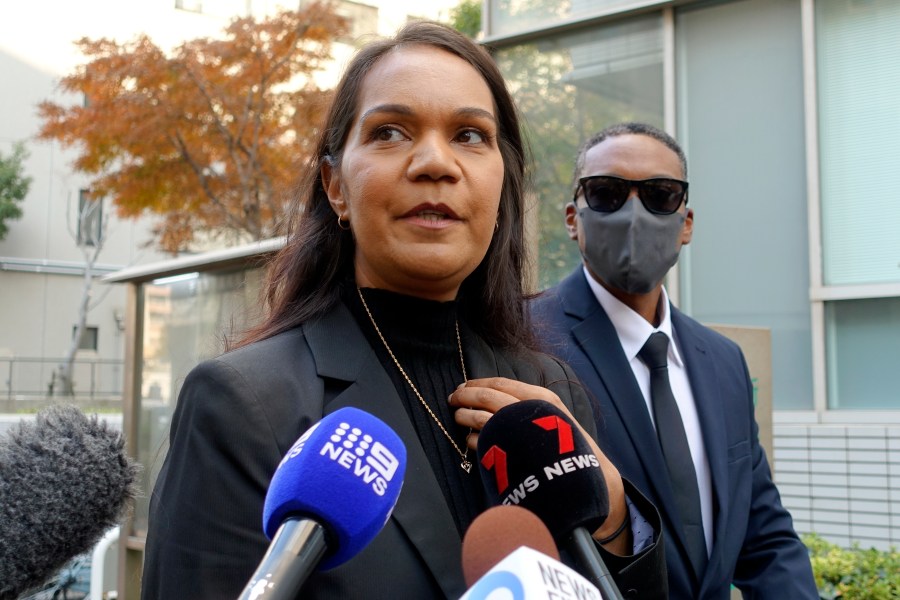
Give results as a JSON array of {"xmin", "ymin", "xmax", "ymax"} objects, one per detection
[{"xmin": 581, "ymin": 265, "xmax": 684, "ymax": 368}]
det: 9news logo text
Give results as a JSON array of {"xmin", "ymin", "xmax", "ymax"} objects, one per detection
[{"xmin": 319, "ymin": 421, "xmax": 400, "ymax": 496}]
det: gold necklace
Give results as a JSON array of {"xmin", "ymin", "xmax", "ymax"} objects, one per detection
[{"xmin": 357, "ymin": 287, "xmax": 473, "ymax": 473}]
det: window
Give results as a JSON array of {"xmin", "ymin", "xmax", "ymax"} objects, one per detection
[
  {"xmin": 487, "ymin": 0, "xmax": 640, "ymax": 37},
  {"xmin": 133, "ymin": 266, "xmax": 265, "ymax": 535},
  {"xmin": 817, "ymin": 0, "xmax": 900, "ymax": 287},
  {"xmin": 77, "ymin": 189, "xmax": 103, "ymax": 247},
  {"xmin": 74, "ymin": 326, "xmax": 99, "ymax": 351},
  {"xmin": 816, "ymin": 0, "xmax": 900, "ymax": 409},
  {"xmin": 675, "ymin": 0, "xmax": 810, "ymax": 409},
  {"xmin": 175, "ymin": 0, "xmax": 202, "ymax": 13},
  {"xmin": 494, "ymin": 14, "xmax": 664, "ymax": 289},
  {"xmin": 335, "ymin": 0, "xmax": 379, "ymax": 44}
]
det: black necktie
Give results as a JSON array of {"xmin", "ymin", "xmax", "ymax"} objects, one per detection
[{"xmin": 638, "ymin": 331, "xmax": 708, "ymax": 577}]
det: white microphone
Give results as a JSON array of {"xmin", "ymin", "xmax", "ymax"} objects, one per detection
[
  {"xmin": 459, "ymin": 546, "xmax": 604, "ymax": 600},
  {"xmin": 460, "ymin": 505, "xmax": 603, "ymax": 600}
]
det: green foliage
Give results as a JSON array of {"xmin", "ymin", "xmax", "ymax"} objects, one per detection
[
  {"xmin": 0, "ymin": 141, "xmax": 32, "ymax": 240},
  {"xmin": 447, "ymin": 0, "xmax": 482, "ymax": 38},
  {"xmin": 803, "ymin": 533, "xmax": 900, "ymax": 599}
]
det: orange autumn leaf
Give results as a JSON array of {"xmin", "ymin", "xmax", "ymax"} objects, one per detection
[{"xmin": 37, "ymin": 1, "xmax": 347, "ymax": 253}]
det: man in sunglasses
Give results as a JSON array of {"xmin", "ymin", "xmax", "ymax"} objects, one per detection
[{"xmin": 530, "ymin": 122, "xmax": 816, "ymax": 600}]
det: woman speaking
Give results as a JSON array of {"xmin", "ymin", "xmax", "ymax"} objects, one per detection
[{"xmin": 141, "ymin": 20, "xmax": 665, "ymax": 599}]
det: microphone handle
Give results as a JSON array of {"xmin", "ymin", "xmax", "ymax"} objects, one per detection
[
  {"xmin": 566, "ymin": 527, "xmax": 626, "ymax": 600},
  {"xmin": 238, "ymin": 517, "xmax": 328, "ymax": 600}
]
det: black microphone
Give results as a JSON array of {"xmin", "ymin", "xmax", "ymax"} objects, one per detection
[
  {"xmin": 476, "ymin": 399, "xmax": 625, "ymax": 600},
  {"xmin": 238, "ymin": 406, "xmax": 407, "ymax": 600},
  {"xmin": 0, "ymin": 404, "xmax": 138, "ymax": 600}
]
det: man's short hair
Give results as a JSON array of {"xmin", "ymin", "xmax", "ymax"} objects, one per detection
[{"xmin": 572, "ymin": 122, "xmax": 688, "ymax": 192}]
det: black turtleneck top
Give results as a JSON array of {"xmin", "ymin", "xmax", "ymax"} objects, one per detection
[{"xmin": 343, "ymin": 282, "xmax": 484, "ymax": 535}]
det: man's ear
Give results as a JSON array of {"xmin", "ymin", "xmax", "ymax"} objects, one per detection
[
  {"xmin": 321, "ymin": 160, "xmax": 346, "ymax": 217},
  {"xmin": 565, "ymin": 202, "xmax": 579, "ymax": 241},
  {"xmin": 680, "ymin": 207, "xmax": 694, "ymax": 245}
]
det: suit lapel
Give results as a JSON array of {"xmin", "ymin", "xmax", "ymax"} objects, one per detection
[
  {"xmin": 559, "ymin": 272, "xmax": 677, "ymax": 507},
  {"xmin": 558, "ymin": 271, "xmax": 703, "ymax": 580},
  {"xmin": 304, "ymin": 303, "xmax": 463, "ymax": 597},
  {"xmin": 671, "ymin": 309, "xmax": 728, "ymax": 577}
]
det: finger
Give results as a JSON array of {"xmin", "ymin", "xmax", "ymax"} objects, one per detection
[
  {"xmin": 447, "ymin": 384, "xmax": 515, "ymax": 419},
  {"xmin": 453, "ymin": 406, "xmax": 493, "ymax": 432},
  {"xmin": 465, "ymin": 428, "xmax": 480, "ymax": 451},
  {"xmin": 462, "ymin": 377, "xmax": 561, "ymax": 404},
  {"xmin": 448, "ymin": 377, "xmax": 562, "ymax": 413}
]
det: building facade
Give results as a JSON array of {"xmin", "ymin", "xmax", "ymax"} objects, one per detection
[
  {"xmin": 0, "ymin": 0, "xmax": 459, "ymax": 409},
  {"xmin": 0, "ymin": 1, "xmax": 250, "ymax": 408},
  {"xmin": 481, "ymin": 0, "xmax": 899, "ymax": 550}
]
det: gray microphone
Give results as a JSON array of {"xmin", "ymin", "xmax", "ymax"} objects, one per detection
[{"xmin": 0, "ymin": 404, "xmax": 139, "ymax": 599}]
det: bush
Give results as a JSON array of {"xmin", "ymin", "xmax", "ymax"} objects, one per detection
[{"xmin": 803, "ymin": 533, "xmax": 900, "ymax": 599}]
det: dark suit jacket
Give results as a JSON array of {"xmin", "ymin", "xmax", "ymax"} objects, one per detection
[
  {"xmin": 530, "ymin": 268, "xmax": 817, "ymax": 600},
  {"xmin": 141, "ymin": 299, "xmax": 667, "ymax": 599}
]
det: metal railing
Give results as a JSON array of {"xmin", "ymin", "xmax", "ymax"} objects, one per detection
[{"xmin": 1, "ymin": 356, "xmax": 124, "ymax": 411}]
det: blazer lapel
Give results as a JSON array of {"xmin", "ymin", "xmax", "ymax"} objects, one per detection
[
  {"xmin": 304, "ymin": 303, "xmax": 463, "ymax": 597},
  {"xmin": 558, "ymin": 271, "xmax": 700, "ymax": 578},
  {"xmin": 559, "ymin": 272, "xmax": 677, "ymax": 504},
  {"xmin": 671, "ymin": 309, "xmax": 728, "ymax": 578}
]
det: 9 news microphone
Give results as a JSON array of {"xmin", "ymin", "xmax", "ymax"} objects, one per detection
[
  {"xmin": 460, "ymin": 505, "xmax": 601, "ymax": 600},
  {"xmin": 476, "ymin": 399, "xmax": 624, "ymax": 600},
  {"xmin": 238, "ymin": 407, "xmax": 407, "ymax": 600},
  {"xmin": 0, "ymin": 404, "xmax": 138, "ymax": 600}
]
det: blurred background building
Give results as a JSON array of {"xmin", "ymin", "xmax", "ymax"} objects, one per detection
[{"xmin": 0, "ymin": 0, "xmax": 457, "ymax": 416}]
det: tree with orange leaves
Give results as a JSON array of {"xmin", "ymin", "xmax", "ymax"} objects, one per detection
[{"xmin": 37, "ymin": 2, "xmax": 347, "ymax": 253}]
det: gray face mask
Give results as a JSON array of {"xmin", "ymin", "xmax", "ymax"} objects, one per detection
[{"xmin": 578, "ymin": 198, "xmax": 685, "ymax": 295}]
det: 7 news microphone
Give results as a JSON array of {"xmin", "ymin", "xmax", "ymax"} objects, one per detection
[
  {"xmin": 476, "ymin": 399, "xmax": 625, "ymax": 600},
  {"xmin": 0, "ymin": 404, "xmax": 138, "ymax": 600},
  {"xmin": 238, "ymin": 407, "xmax": 407, "ymax": 600}
]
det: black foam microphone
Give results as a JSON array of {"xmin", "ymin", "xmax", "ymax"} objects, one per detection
[
  {"xmin": 476, "ymin": 399, "xmax": 624, "ymax": 600},
  {"xmin": 0, "ymin": 404, "xmax": 138, "ymax": 600}
]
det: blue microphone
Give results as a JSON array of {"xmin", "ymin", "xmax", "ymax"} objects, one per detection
[{"xmin": 238, "ymin": 407, "xmax": 407, "ymax": 600}]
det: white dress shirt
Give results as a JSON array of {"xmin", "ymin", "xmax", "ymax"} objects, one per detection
[{"xmin": 583, "ymin": 266, "xmax": 713, "ymax": 554}]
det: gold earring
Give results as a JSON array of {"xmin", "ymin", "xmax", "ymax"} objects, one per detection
[{"xmin": 337, "ymin": 214, "xmax": 350, "ymax": 230}]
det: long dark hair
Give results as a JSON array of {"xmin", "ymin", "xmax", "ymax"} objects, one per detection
[{"xmin": 238, "ymin": 20, "xmax": 532, "ymax": 350}]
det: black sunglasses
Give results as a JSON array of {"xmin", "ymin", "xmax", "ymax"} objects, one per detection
[{"xmin": 574, "ymin": 175, "xmax": 689, "ymax": 215}]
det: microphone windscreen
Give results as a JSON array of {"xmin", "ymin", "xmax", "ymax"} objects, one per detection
[
  {"xmin": 461, "ymin": 505, "xmax": 560, "ymax": 587},
  {"xmin": 0, "ymin": 404, "xmax": 138, "ymax": 600},
  {"xmin": 263, "ymin": 407, "xmax": 407, "ymax": 569},
  {"xmin": 476, "ymin": 399, "xmax": 609, "ymax": 539}
]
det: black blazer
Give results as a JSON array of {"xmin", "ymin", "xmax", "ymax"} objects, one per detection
[
  {"xmin": 141, "ymin": 299, "xmax": 667, "ymax": 599},
  {"xmin": 530, "ymin": 268, "xmax": 817, "ymax": 600}
]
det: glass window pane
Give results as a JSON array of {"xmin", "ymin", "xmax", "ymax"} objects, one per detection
[
  {"xmin": 825, "ymin": 297, "xmax": 900, "ymax": 409},
  {"xmin": 494, "ymin": 14, "xmax": 664, "ymax": 289},
  {"xmin": 488, "ymin": 0, "xmax": 641, "ymax": 37},
  {"xmin": 675, "ymin": 0, "xmax": 811, "ymax": 410},
  {"xmin": 817, "ymin": 0, "xmax": 900, "ymax": 286},
  {"xmin": 133, "ymin": 266, "xmax": 265, "ymax": 535}
]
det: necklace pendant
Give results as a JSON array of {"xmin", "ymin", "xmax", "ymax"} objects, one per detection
[{"xmin": 461, "ymin": 459, "xmax": 473, "ymax": 473}]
